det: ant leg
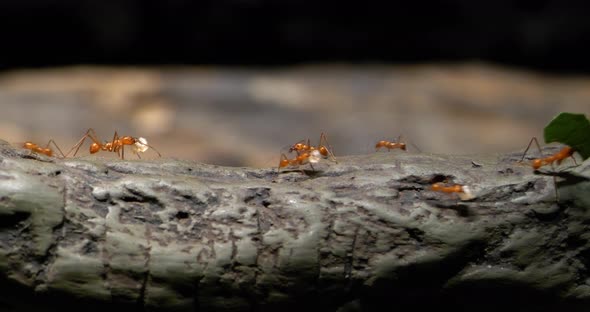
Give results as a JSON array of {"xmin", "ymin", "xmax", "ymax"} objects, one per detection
[
  {"xmin": 45, "ymin": 139, "xmax": 66, "ymax": 158},
  {"xmin": 24, "ymin": 144, "xmax": 35, "ymax": 157},
  {"xmin": 153, "ymin": 146, "xmax": 162, "ymax": 157},
  {"xmin": 66, "ymin": 128, "xmax": 101, "ymax": 157},
  {"xmin": 132, "ymin": 137, "xmax": 162, "ymax": 158},
  {"xmin": 112, "ymin": 131, "xmax": 119, "ymax": 145},
  {"xmin": 550, "ymin": 162, "xmax": 560, "ymax": 203},
  {"xmin": 134, "ymin": 147, "xmax": 142, "ymax": 160},
  {"xmin": 145, "ymin": 143, "xmax": 162, "ymax": 157},
  {"xmin": 572, "ymin": 155, "xmax": 579, "ymax": 166},
  {"xmin": 553, "ymin": 175, "xmax": 560, "ymax": 203},
  {"xmin": 66, "ymin": 135, "xmax": 89, "ymax": 157},
  {"xmin": 135, "ymin": 142, "xmax": 162, "ymax": 158},
  {"xmin": 409, "ymin": 142, "xmax": 422, "ymax": 153},
  {"xmin": 519, "ymin": 137, "xmax": 542, "ymax": 162},
  {"xmin": 400, "ymin": 135, "xmax": 422, "ymax": 153},
  {"xmin": 320, "ymin": 132, "xmax": 338, "ymax": 163},
  {"xmin": 111, "ymin": 131, "xmax": 123, "ymax": 159}
]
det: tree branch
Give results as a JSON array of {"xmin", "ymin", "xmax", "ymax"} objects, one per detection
[{"xmin": 0, "ymin": 140, "xmax": 589, "ymax": 311}]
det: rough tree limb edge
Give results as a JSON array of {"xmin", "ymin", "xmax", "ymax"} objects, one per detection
[{"xmin": 0, "ymin": 140, "xmax": 589, "ymax": 312}]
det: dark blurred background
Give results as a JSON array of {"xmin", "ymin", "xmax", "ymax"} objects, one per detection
[
  {"xmin": 1, "ymin": 1, "xmax": 590, "ymax": 166},
  {"xmin": 3, "ymin": 0, "xmax": 590, "ymax": 72}
]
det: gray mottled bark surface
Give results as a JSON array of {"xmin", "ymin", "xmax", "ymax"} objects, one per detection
[{"xmin": 0, "ymin": 139, "xmax": 589, "ymax": 312}]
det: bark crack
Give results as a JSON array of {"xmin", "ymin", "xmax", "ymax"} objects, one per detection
[
  {"xmin": 137, "ymin": 225, "xmax": 152, "ymax": 311},
  {"xmin": 34, "ymin": 184, "xmax": 67, "ymax": 291},
  {"xmin": 345, "ymin": 225, "xmax": 360, "ymax": 282},
  {"xmin": 102, "ymin": 206, "xmax": 114, "ymax": 302}
]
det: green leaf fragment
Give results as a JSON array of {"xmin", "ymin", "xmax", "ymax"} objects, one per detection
[{"xmin": 544, "ymin": 112, "xmax": 590, "ymax": 160}]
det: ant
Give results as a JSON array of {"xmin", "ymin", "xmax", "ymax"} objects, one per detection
[
  {"xmin": 431, "ymin": 182, "xmax": 475, "ymax": 201},
  {"xmin": 278, "ymin": 150, "xmax": 321, "ymax": 173},
  {"xmin": 519, "ymin": 137, "xmax": 577, "ymax": 170},
  {"xmin": 375, "ymin": 135, "xmax": 421, "ymax": 152},
  {"xmin": 22, "ymin": 139, "xmax": 66, "ymax": 158},
  {"xmin": 288, "ymin": 132, "xmax": 337, "ymax": 163},
  {"xmin": 66, "ymin": 128, "xmax": 161, "ymax": 160},
  {"xmin": 518, "ymin": 137, "xmax": 578, "ymax": 202}
]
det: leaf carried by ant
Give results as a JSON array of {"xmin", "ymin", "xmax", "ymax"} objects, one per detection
[{"xmin": 544, "ymin": 112, "xmax": 590, "ymax": 160}]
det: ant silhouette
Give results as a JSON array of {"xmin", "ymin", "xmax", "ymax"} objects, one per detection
[
  {"xmin": 519, "ymin": 137, "xmax": 577, "ymax": 170},
  {"xmin": 375, "ymin": 135, "xmax": 421, "ymax": 152},
  {"xmin": 518, "ymin": 137, "xmax": 579, "ymax": 202},
  {"xmin": 288, "ymin": 132, "xmax": 337, "ymax": 163},
  {"xmin": 66, "ymin": 128, "xmax": 161, "ymax": 160},
  {"xmin": 278, "ymin": 150, "xmax": 321, "ymax": 173},
  {"xmin": 22, "ymin": 139, "xmax": 65, "ymax": 158},
  {"xmin": 431, "ymin": 182, "xmax": 475, "ymax": 201}
]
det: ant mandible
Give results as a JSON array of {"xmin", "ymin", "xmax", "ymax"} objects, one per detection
[
  {"xmin": 66, "ymin": 128, "xmax": 161, "ymax": 160},
  {"xmin": 289, "ymin": 132, "xmax": 337, "ymax": 163},
  {"xmin": 519, "ymin": 137, "xmax": 577, "ymax": 170},
  {"xmin": 431, "ymin": 182, "xmax": 475, "ymax": 201},
  {"xmin": 278, "ymin": 150, "xmax": 321, "ymax": 173},
  {"xmin": 23, "ymin": 139, "xmax": 66, "ymax": 158}
]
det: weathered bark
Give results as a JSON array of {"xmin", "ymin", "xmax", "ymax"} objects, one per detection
[{"xmin": 0, "ymin": 139, "xmax": 589, "ymax": 312}]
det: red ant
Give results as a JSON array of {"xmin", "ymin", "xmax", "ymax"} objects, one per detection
[
  {"xmin": 278, "ymin": 150, "xmax": 321, "ymax": 173},
  {"xmin": 375, "ymin": 135, "xmax": 406, "ymax": 152},
  {"xmin": 22, "ymin": 139, "xmax": 65, "ymax": 158},
  {"xmin": 431, "ymin": 182, "xmax": 474, "ymax": 201},
  {"xmin": 518, "ymin": 137, "xmax": 579, "ymax": 202},
  {"xmin": 66, "ymin": 128, "xmax": 161, "ymax": 160},
  {"xmin": 519, "ymin": 137, "xmax": 577, "ymax": 170},
  {"xmin": 375, "ymin": 135, "xmax": 421, "ymax": 152},
  {"xmin": 288, "ymin": 132, "xmax": 337, "ymax": 163}
]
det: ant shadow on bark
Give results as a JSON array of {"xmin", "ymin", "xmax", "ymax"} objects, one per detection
[
  {"xmin": 275, "ymin": 169, "xmax": 324, "ymax": 179},
  {"xmin": 426, "ymin": 200, "xmax": 473, "ymax": 218},
  {"xmin": 533, "ymin": 165, "xmax": 589, "ymax": 209},
  {"xmin": 532, "ymin": 165, "xmax": 589, "ymax": 187}
]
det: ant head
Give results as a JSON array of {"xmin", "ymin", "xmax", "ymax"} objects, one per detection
[
  {"xmin": 90, "ymin": 142, "xmax": 101, "ymax": 154},
  {"xmin": 400, "ymin": 143, "xmax": 407, "ymax": 151},
  {"xmin": 291, "ymin": 143, "xmax": 305, "ymax": 152},
  {"xmin": 532, "ymin": 159, "xmax": 542, "ymax": 170},
  {"xmin": 45, "ymin": 148, "xmax": 53, "ymax": 157},
  {"xmin": 23, "ymin": 142, "xmax": 34, "ymax": 149},
  {"xmin": 318, "ymin": 146, "xmax": 329, "ymax": 157}
]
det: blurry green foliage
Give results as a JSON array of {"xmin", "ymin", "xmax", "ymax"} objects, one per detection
[{"xmin": 544, "ymin": 112, "xmax": 590, "ymax": 160}]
